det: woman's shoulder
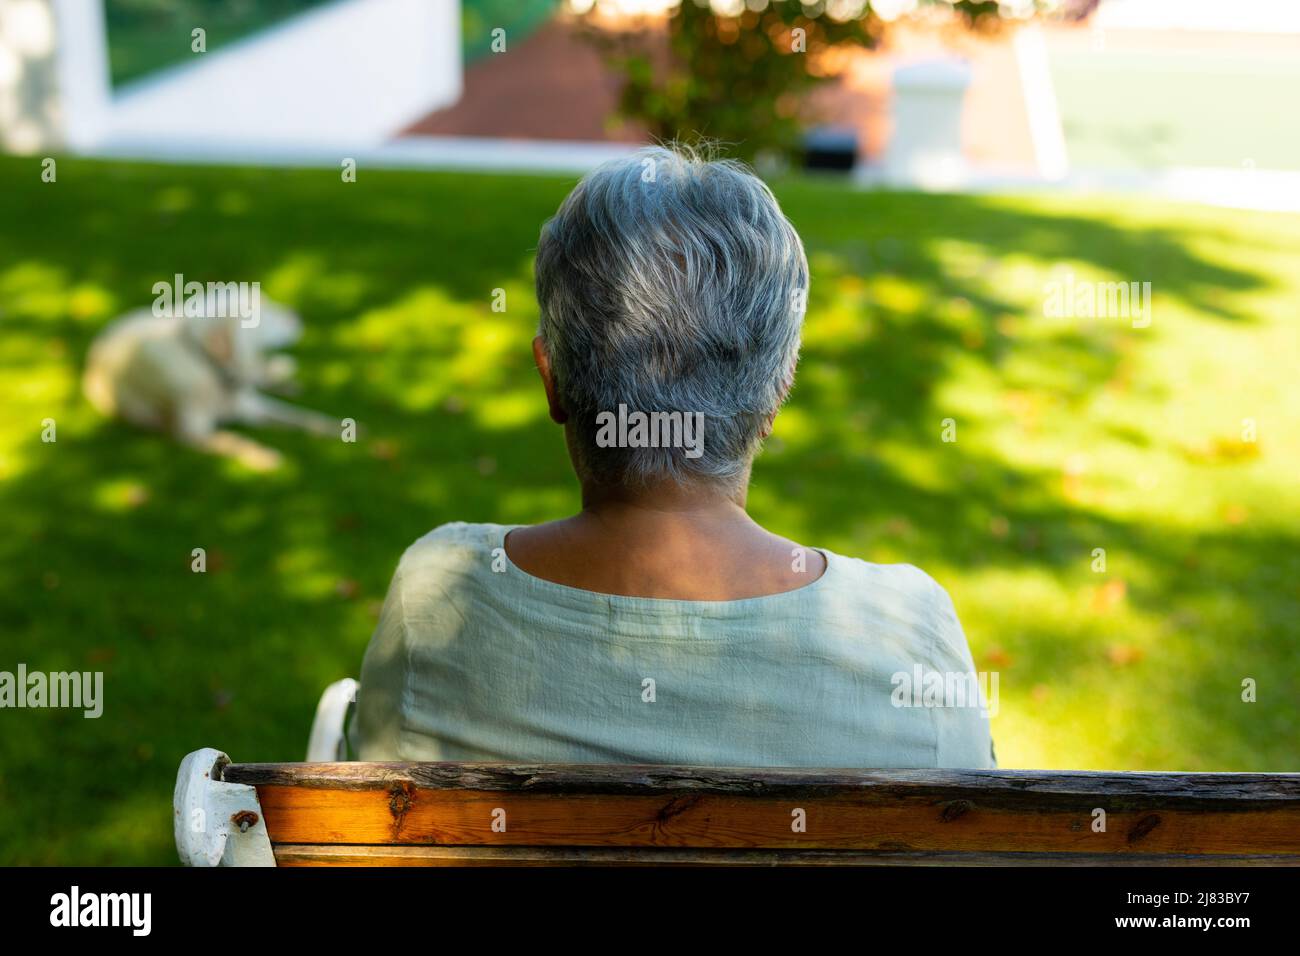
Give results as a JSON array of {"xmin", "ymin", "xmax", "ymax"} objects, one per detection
[
  {"xmin": 819, "ymin": 550, "xmax": 969, "ymax": 658},
  {"xmin": 394, "ymin": 522, "xmax": 513, "ymax": 584},
  {"xmin": 822, "ymin": 549, "xmax": 950, "ymax": 603}
]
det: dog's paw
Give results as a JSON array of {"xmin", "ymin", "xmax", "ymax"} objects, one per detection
[{"xmin": 240, "ymin": 445, "xmax": 284, "ymax": 472}]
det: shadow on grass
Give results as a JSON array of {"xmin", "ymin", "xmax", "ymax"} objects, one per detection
[{"xmin": 0, "ymin": 157, "xmax": 1296, "ymax": 863}]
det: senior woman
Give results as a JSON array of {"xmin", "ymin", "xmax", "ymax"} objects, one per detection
[{"xmin": 350, "ymin": 146, "xmax": 996, "ymax": 769}]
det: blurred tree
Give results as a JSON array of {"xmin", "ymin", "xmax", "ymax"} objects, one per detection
[{"xmin": 577, "ymin": 0, "xmax": 1082, "ymax": 164}]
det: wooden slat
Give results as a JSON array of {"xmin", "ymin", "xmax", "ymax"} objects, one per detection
[
  {"xmin": 224, "ymin": 763, "xmax": 1300, "ymax": 806},
  {"xmin": 273, "ymin": 844, "xmax": 1300, "ymax": 867},
  {"xmin": 249, "ymin": 787, "xmax": 1300, "ymax": 856},
  {"xmin": 219, "ymin": 763, "xmax": 1300, "ymax": 862}
]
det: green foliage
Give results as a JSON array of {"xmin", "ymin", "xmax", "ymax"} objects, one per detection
[
  {"xmin": 582, "ymin": 0, "xmax": 1033, "ymax": 162},
  {"xmin": 104, "ymin": 0, "xmax": 563, "ymax": 86},
  {"xmin": 461, "ymin": 0, "xmax": 560, "ymax": 64},
  {"xmin": 104, "ymin": 0, "xmax": 338, "ymax": 86},
  {"xmin": 0, "ymin": 156, "xmax": 1297, "ymax": 864}
]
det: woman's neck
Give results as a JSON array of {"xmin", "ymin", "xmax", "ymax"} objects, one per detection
[
  {"xmin": 580, "ymin": 476, "xmax": 748, "ymax": 520},
  {"xmin": 504, "ymin": 478, "xmax": 826, "ymax": 600}
]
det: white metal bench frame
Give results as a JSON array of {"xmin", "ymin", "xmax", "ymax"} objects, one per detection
[{"xmin": 175, "ymin": 677, "xmax": 356, "ymax": 866}]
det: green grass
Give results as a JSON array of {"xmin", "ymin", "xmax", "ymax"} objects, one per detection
[{"xmin": 0, "ymin": 156, "xmax": 1297, "ymax": 864}]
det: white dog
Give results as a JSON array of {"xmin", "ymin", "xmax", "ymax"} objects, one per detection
[{"xmin": 83, "ymin": 297, "xmax": 338, "ymax": 470}]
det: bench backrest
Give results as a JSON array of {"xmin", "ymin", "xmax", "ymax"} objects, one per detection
[{"xmin": 218, "ymin": 762, "xmax": 1300, "ymax": 866}]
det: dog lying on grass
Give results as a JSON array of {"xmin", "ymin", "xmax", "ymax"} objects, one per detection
[{"xmin": 83, "ymin": 297, "xmax": 338, "ymax": 471}]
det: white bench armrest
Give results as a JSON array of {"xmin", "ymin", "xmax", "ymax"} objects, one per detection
[
  {"xmin": 306, "ymin": 677, "xmax": 358, "ymax": 762},
  {"xmin": 173, "ymin": 748, "xmax": 275, "ymax": 867}
]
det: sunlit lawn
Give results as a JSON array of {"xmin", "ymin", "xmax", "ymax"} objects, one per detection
[{"xmin": 1, "ymin": 156, "xmax": 1297, "ymax": 864}]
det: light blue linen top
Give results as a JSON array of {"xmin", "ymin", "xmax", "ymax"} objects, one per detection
[{"xmin": 349, "ymin": 522, "xmax": 996, "ymax": 768}]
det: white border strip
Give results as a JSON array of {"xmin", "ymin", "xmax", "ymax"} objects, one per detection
[{"xmin": 89, "ymin": 134, "xmax": 642, "ymax": 175}]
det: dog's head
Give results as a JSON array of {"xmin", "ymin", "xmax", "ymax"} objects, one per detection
[
  {"xmin": 249, "ymin": 300, "xmax": 303, "ymax": 350},
  {"xmin": 183, "ymin": 296, "xmax": 303, "ymax": 385}
]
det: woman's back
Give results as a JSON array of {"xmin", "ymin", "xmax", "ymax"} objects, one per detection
[
  {"xmin": 351, "ymin": 147, "xmax": 996, "ymax": 770},
  {"xmin": 350, "ymin": 522, "xmax": 996, "ymax": 768}
]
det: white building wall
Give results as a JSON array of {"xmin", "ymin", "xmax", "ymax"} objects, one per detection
[{"xmin": 1, "ymin": 0, "xmax": 463, "ymax": 155}]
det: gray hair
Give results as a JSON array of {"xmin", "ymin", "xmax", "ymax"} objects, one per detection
[{"xmin": 534, "ymin": 145, "xmax": 809, "ymax": 489}]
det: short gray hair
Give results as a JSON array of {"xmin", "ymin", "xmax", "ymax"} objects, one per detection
[{"xmin": 535, "ymin": 145, "xmax": 809, "ymax": 489}]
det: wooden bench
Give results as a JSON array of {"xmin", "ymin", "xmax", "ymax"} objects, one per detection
[
  {"xmin": 175, "ymin": 750, "xmax": 1300, "ymax": 866},
  {"xmin": 172, "ymin": 680, "xmax": 1300, "ymax": 866}
]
